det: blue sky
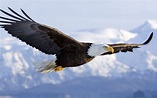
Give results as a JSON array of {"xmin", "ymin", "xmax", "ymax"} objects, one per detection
[{"xmin": 0, "ymin": 0, "xmax": 157, "ymax": 33}]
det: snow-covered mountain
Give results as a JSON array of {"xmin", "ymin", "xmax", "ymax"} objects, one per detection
[{"xmin": 0, "ymin": 20, "xmax": 157, "ymax": 94}]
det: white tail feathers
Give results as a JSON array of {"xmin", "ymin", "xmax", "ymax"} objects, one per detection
[{"xmin": 34, "ymin": 59, "xmax": 57, "ymax": 73}]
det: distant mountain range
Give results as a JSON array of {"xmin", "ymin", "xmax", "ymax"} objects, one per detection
[
  {"xmin": 11, "ymin": 75, "xmax": 157, "ymax": 98},
  {"xmin": 0, "ymin": 20, "xmax": 157, "ymax": 97}
]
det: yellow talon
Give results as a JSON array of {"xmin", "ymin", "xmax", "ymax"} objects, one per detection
[
  {"xmin": 54, "ymin": 66, "xmax": 64, "ymax": 72},
  {"xmin": 105, "ymin": 46, "xmax": 114, "ymax": 53}
]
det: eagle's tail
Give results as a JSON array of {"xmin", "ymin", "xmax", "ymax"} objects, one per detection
[{"xmin": 33, "ymin": 59, "xmax": 57, "ymax": 73}]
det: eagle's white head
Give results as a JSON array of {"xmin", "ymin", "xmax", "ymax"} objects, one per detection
[{"xmin": 87, "ymin": 43, "xmax": 114, "ymax": 57}]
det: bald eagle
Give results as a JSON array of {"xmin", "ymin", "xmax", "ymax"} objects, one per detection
[{"xmin": 0, "ymin": 8, "xmax": 153, "ymax": 73}]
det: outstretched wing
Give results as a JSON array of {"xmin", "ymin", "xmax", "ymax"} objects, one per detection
[
  {"xmin": 0, "ymin": 8, "xmax": 82, "ymax": 55},
  {"xmin": 101, "ymin": 32, "xmax": 153, "ymax": 55}
]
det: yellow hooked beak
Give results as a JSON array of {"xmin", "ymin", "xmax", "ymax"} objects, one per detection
[{"xmin": 104, "ymin": 46, "xmax": 114, "ymax": 53}]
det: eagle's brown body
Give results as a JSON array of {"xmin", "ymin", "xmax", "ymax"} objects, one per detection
[
  {"xmin": 0, "ymin": 8, "xmax": 153, "ymax": 73},
  {"xmin": 56, "ymin": 43, "xmax": 94, "ymax": 68}
]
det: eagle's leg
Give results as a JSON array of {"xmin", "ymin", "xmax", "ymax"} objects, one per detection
[{"xmin": 54, "ymin": 66, "xmax": 64, "ymax": 72}]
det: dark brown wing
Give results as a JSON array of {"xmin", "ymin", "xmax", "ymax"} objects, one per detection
[
  {"xmin": 101, "ymin": 32, "xmax": 153, "ymax": 55},
  {"xmin": 0, "ymin": 7, "xmax": 82, "ymax": 55}
]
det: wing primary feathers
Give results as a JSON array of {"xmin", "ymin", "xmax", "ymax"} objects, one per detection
[
  {"xmin": 0, "ymin": 20, "xmax": 14, "ymax": 24},
  {"xmin": 142, "ymin": 32, "xmax": 153, "ymax": 45},
  {"xmin": 8, "ymin": 7, "xmax": 29, "ymax": 21},
  {"xmin": 0, "ymin": 16, "xmax": 17, "ymax": 22},
  {"xmin": 0, "ymin": 9, "xmax": 24, "ymax": 21},
  {"xmin": 20, "ymin": 8, "xmax": 35, "ymax": 22}
]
